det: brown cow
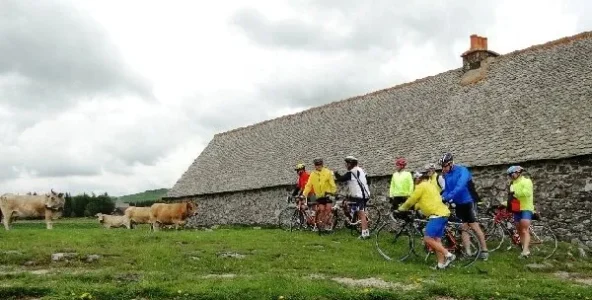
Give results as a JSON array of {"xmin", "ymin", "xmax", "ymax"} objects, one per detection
[
  {"xmin": 124, "ymin": 206, "xmax": 152, "ymax": 228},
  {"xmin": 149, "ymin": 201, "xmax": 198, "ymax": 231},
  {"xmin": 0, "ymin": 189, "xmax": 66, "ymax": 230}
]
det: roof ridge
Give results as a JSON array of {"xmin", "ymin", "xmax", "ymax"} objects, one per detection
[{"xmin": 215, "ymin": 30, "xmax": 592, "ymax": 138}]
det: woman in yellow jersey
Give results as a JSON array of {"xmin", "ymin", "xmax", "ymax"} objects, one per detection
[
  {"xmin": 507, "ymin": 166, "xmax": 534, "ymax": 258},
  {"xmin": 395, "ymin": 169, "xmax": 456, "ymax": 269}
]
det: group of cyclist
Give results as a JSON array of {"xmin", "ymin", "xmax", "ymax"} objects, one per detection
[{"xmin": 291, "ymin": 152, "xmax": 535, "ymax": 269}]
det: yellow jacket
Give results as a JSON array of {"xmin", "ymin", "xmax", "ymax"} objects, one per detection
[
  {"xmin": 389, "ymin": 171, "xmax": 414, "ymax": 197},
  {"xmin": 510, "ymin": 176, "xmax": 534, "ymax": 211},
  {"xmin": 303, "ymin": 167, "xmax": 337, "ymax": 198},
  {"xmin": 398, "ymin": 181, "xmax": 450, "ymax": 217}
]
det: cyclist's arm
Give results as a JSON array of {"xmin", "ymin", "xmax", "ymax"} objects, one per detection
[
  {"xmin": 389, "ymin": 173, "xmax": 396, "ymax": 197},
  {"xmin": 291, "ymin": 184, "xmax": 301, "ymax": 196},
  {"xmin": 327, "ymin": 171, "xmax": 337, "ymax": 194},
  {"xmin": 302, "ymin": 175, "xmax": 313, "ymax": 197},
  {"xmin": 334, "ymin": 171, "xmax": 351, "ymax": 182},
  {"xmin": 513, "ymin": 179, "xmax": 533, "ymax": 198},
  {"xmin": 404, "ymin": 172, "xmax": 414, "ymax": 195},
  {"xmin": 398, "ymin": 185, "xmax": 423, "ymax": 211}
]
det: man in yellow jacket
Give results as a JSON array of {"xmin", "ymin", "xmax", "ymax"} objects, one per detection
[
  {"xmin": 507, "ymin": 165, "xmax": 534, "ymax": 258},
  {"xmin": 303, "ymin": 158, "xmax": 337, "ymax": 231},
  {"xmin": 396, "ymin": 169, "xmax": 456, "ymax": 269},
  {"xmin": 389, "ymin": 158, "xmax": 414, "ymax": 209}
]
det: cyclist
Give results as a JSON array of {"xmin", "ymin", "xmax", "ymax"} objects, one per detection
[
  {"xmin": 507, "ymin": 165, "xmax": 534, "ymax": 258},
  {"xmin": 439, "ymin": 152, "xmax": 489, "ymax": 260},
  {"xmin": 292, "ymin": 163, "xmax": 314, "ymax": 211},
  {"xmin": 395, "ymin": 168, "xmax": 456, "ymax": 269},
  {"xmin": 425, "ymin": 163, "xmax": 445, "ymax": 194},
  {"xmin": 302, "ymin": 158, "xmax": 337, "ymax": 231},
  {"xmin": 389, "ymin": 158, "xmax": 414, "ymax": 210},
  {"xmin": 334, "ymin": 155, "xmax": 371, "ymax": 239}
]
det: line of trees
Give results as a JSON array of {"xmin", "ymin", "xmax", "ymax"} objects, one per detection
[{"xmin": 62, "ymin": 192, "xmax": 116, "ymax": 217}]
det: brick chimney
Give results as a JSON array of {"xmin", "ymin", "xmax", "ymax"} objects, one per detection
[{"xmin": 461, "ymin": 34, "xmax": 499, "ymax": 71}]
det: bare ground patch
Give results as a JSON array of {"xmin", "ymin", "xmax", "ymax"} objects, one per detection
[
  {"xmin": 331, "ymin": 277, "xmax": 419, "ymax": 291},
  {"xmin": 554, "ymin": 271, "xmax": 592, "ymax": 286}
]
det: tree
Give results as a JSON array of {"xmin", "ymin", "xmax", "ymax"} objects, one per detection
[
  {"xmin": 63, "ymin": 193, "xmax": 73, "ymax": 217},
  {"xmin": 84, "ymin": 192, "xmax": 115, "ymax": 216}
]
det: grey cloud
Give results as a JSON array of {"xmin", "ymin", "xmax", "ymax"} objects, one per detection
[
  {"xmin": 231, "ymin": 1, "xmax": 498, "ymax": 57},
  {"xmin": 0, "ymin": 0, "xmax": 154, "ymax": 110}
]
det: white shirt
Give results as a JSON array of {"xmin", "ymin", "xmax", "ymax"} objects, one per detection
[{"xmin": 345, "ymin": 166, "xmax": 370, "ymax": 199}]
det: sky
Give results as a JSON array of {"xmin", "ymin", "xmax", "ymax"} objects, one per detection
[{"xmin": 0, "ymin": 0, "xmax": 590, "ymax": 196}]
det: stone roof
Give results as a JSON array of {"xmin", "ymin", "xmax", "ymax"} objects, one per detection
[{"xmin": 166, "ymin": 31, "xmax": 592, "ymax": 198}]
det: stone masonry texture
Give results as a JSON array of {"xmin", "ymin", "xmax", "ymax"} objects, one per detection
[
  {"xmin": 183, "ymin": 154, "xmax": 592, "ymax": 245},
  {"xmin": 167, "ymin": 31, "xmax": 592, "ymax": 197}
]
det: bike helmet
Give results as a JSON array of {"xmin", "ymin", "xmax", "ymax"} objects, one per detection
[
  {"xmin": 438, "ymin": 152, "xmax": 453, "ymax": 166},
  {"xmin": 313, "ymin": 158, "xmax": 324, "ymax": 166},
  {"xmin": 506, "ymin": 165, "xmax": 524, "ymax": 175},
  {"xmin": 424, "ymin": 163, "xmax": 437, "ymax": 170},
  {"xmin": 344, "ymin": 155, "xmax": 358, "ymax": 163},
  {"xmin": 395, "ymin": 157, "xmax": 407, "ymax": 167},
  {"xmin": 294, "ymin": 163, "xmax": 305, "ymax": 171},
  {"xmin": 413, "ymin": 168, "xmax": 430, "ymax": 179}
]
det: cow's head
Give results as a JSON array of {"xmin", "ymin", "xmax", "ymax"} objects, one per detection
[
  {"xmin": 95, "ymin": 213, "xmax": 105, "ymax": 223},
  {"xmin": 185, "ymin": 201, "xmax": 198, "ymax": 216},
  {"xmin": 44, "ymin": 189, "xmax": 66, "ymax": 210}
]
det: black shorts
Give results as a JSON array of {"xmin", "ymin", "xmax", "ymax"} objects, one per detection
[
  {"xmin": 316, "ymin": 196, "xmax": 333, "ymax": 205},
  {"xmin": 455, "ymin": 202, "xmax": 477, "ymax": 223},
  {"xmin": 347, "ymin": 197, "xmax": 368, "ymax": 211}
]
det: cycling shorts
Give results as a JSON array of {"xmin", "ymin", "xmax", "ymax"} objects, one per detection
[
  {"xmin": 347, "ymin": 197, "xmax": 368, "ymax": 212},
  {"xmin": 315, "ymin": 196, "xmax": 332, "ymax": 205},
  {"xmin": 425, "ymin": 216, "xmax": 448, "ymax": 238},
  {"xmin": 455, "ymin": 202, "xmax": 477, "ymax": 223},
  {"xmin": 513, "ymin": 210, "xmax": 533, "ymax": 223}
]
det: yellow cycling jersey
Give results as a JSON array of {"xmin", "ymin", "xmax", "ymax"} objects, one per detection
[
  {"xmin": 398, "ymin": 180, "xmax": 450, "ymax": 217},
  {"xmin": 303, "ymin": 167, "xmax": 337, "ymax": 198}
]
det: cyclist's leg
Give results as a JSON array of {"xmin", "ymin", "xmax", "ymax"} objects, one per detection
[
  {"xmin": 324, "ymin": 198, "xmax": 333, "ymax": 229},
  {"xmin": 424, "ymin": 216, "xmax": 454, "ymax": 268},
  {"xmin": 457, "ymin": 202, "xmax": 488, "ymax": 255},
  {"xmin": 315, "ymin": 197, "xmax": 327, "ymax": 228},
  {"xmin": 358, "ymin": 198, "xmax": 369, "ymax": 234},
  {"xmin": 517, "ymin": 211, "xmax": 532, "ymax": 255}
]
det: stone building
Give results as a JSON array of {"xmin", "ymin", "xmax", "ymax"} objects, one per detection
[{"xmin": 164, "ymin": 31, "xmax": 592, "ymax": 244}]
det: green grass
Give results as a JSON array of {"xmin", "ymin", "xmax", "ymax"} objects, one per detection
[
  {"xmin": 115, "ymin": 188, "xmax": 169, "ymax": 203},
  {"xmin": 0, "ymin": 219, "xmax": 590, "ymax": 300}
]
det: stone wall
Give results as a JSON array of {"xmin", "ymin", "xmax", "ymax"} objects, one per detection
[{"xmin": 184, "ymin": 155, "xmax": 592, "ymax": 245}]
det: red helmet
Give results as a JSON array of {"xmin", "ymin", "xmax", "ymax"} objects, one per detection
[{"xmin": 395, "ymin": 158, "xmax": 407, "ymax": 167}]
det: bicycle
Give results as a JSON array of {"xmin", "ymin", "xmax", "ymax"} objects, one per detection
[
  {"xmin": 375, "ymin": 209, "xmax": 482, "ymax": 268},
  {"xmin": 330, "ymin": 193, "xmax": 382, "ymax": 237},
  {"xmin": 277, "ymin": 193, "xmax": 318, "ymax": 232},
  {"xmin": 480, "ymin": 203, "xmax": 558, "ymax": 260}
]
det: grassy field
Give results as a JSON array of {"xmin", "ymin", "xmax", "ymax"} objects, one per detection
[{"xmin": 0, "ymin": 218, "xmax": 590, "ymax": 300}]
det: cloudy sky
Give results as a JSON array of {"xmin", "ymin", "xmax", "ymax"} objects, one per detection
[{"xmin": 0, "ymin": 0, "xmax": 589, "ymax": 196}]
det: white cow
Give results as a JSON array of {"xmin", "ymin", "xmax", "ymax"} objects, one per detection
[
  {"xmin": 95, "ymin": 213, "xmax": 131, "ymax": 229},
  {"xmin": 0, "ymin": 189, "xmax": 66, "ymax": 230}
]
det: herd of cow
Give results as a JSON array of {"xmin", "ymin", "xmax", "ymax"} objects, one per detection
[{"xmin": 0, "ymin": 190, "xmax": 199, "ymax": 231}]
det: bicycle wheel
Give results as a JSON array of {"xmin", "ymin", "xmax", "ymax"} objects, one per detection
[
  {"xmin": 446, "ymin": 225, "xmax": 482, "ymax": 268},
  {"xmin": 375, "ymin": 221, "xmax": 414, "ymax": 262},
  {"xmin": 278, "ymin": 207, "xmax": 294, "ymax": 231},
  {"xmin": 529, "ymin": 224, "xmax": 558, "ymax": 260},
  {"xmin": 482, "ymin": 219, "xmax": 506, "ymax": 252}
]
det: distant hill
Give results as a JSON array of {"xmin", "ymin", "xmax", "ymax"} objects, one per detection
[{"xmin": 116, "ymin": 188, "xmax": 169, "ymax": 203}]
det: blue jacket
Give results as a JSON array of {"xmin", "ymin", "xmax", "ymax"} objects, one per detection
[{"xmin": 442, "ymin": 164, "xmax": 473, "ymax": 205}]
